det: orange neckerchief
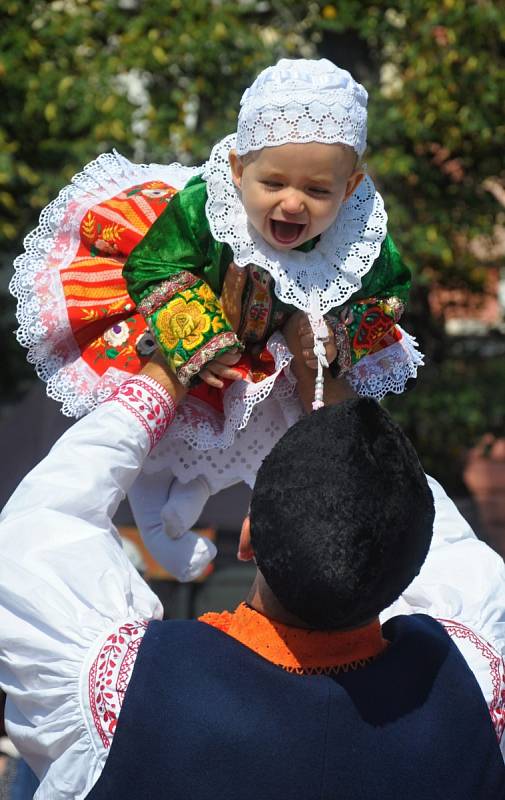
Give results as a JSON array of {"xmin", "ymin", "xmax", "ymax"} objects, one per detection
[{"xmin": 199, "ymin": 603, "xmax": 388, "ymax": 675}]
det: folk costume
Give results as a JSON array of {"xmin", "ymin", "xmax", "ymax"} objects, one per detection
[
  {"xmin": 0, "ymin": 376, "xmax": 504, "ymax": 799},
  {"xmin": 10, "ymin": 59, "xmax": 423, "ymax": 579}
]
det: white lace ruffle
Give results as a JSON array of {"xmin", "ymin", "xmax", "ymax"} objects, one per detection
[
  {"xmin": 202, "ymin": 133, "xmax": 388, "ymax": 316},
  {"xmin": 9, "ymin": 150, "xmax": 201, "ymax": 418},
  {"xmin": 145, "ymin": 332, "xmax": 300, "ymax": 486},
  {"xmin": 347, "ymin": 327, "xmax": 424, "ymax": 400}
]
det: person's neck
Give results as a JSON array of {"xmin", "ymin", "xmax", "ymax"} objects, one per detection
[
  {"xmin": 245, "ymin": 572, "xmax": 313, "ymax": 628},
  {"xmin": 245, "ymin": 570, "xmax": 379, "ymax": 632}
]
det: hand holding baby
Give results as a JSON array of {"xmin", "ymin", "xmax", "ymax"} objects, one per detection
[{"xmin": 198, "ymin": 262, "xmax": 246, "ymax": 388}]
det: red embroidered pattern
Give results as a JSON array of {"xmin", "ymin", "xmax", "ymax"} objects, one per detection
[
  {"xmin": 88, "ymin": 620, "xmax": 149, "ymax": 749},
  {"xmin": 105, "ymin": 376, "xmax": 175, "ymax": 449},
  {"xmin": 438, "ymin": 618, "xmax": 505, "ymax": 742}
]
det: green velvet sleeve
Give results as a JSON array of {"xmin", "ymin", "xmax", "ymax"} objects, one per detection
[
  {"xmin": 328, "ymin": 234, "xmax": 412, "ymax": 374},
  {"xmin": 123, "ymin": 176, "xmax": 240, "ymax": 386},
  {"xmin": 351, "ymin": 233, "xmax": 411, "ymax": 306},
  {"xmin": 123, "ymin": 176, "xmax": 221, "ymax": 302}
]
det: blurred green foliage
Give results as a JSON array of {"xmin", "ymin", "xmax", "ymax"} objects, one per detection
[
  {"xmin": 1, "ymin": 0, "xmax": 503, "ymax": 486},
  {"xmin": 385, "ymin": 354, "xmax": 505, "ymax": 494}
]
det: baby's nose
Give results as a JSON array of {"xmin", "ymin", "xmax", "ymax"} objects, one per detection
[{"xmin": 280, "ymin": 191, "xmax": 305, "ymax": 215}]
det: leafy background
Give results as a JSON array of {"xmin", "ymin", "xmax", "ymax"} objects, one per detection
[{"xmin": 1, "ymin": 0, "xmax": 504, "ymax": 492}]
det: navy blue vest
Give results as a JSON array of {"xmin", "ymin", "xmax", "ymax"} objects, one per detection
[{"xmin": 87, "ymin": 614, "xmax": 505, "ymax": 799}]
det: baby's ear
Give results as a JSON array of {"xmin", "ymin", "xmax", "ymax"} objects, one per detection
[
  {"xmin": 344, "ymin": 170, "xmax": 365, "ymax": 201},
  {"xmin": 229, "ymin": 149, "xmax": 244, "ymax": 190}
]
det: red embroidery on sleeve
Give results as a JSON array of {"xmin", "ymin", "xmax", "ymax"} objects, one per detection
[
  {"xmin": 105, "ymin": 376, "xmax": 175, "ymax": 449},
  {"xmin": 89, "ymin": 620, "xmax": 149, "ymax": 749},
  {"xmin": 438, "ymin": 618, "xmax": 505, "ymax": 742}
]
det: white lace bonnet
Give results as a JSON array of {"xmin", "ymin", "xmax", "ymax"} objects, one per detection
[{"xmin": 235, "ymin": 57, "xmax": 368, "ymax": 157}]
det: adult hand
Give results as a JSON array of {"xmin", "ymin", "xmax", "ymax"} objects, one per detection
[
  {"xmin": 199, "ymin": 262, "xmax": 247, "ymax": 389},
  {"xmin": 140, "ymin": 349, "xmax": 187, "ymax": 404},
  {"xmin": 283, "ymin": 312, "xmax": 356, "ymax": 413},
  {"xmin": 296, "ymin": 312, "xmax": 337, "ymax": 370}
]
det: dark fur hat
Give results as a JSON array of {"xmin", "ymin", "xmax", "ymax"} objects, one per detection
[{"xmin": 250, "ymin": 399, "xmax": 434, "ymax": 630}]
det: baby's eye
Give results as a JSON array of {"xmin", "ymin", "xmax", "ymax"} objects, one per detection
[
  {"xmin": 309, "ymin": 187, "xmax": 331, "ymax": 196},
  {"xmin": 261, "ymin": 180, "xmax": 283, "ymax": 189}
]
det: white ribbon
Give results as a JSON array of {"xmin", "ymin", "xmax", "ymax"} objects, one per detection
[{"xmin": 308, "ymin": 290, "xmax": 328, "ymax": 411}]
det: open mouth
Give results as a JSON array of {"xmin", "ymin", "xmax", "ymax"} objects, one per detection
[{"xmin": 270, "ymin": 219, "xmax": 306, "ymax": 245}]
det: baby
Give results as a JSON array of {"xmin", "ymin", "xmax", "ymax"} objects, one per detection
[{"xmin": 11, "ymin": 58, "xmax": 423, "ymax": 580}]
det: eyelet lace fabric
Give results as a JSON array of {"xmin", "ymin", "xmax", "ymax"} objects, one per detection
[
  {"xmin": 202, "ymin": 133, "xmax": 388, "ymax": 316},
  {"xmin": 145, "ymin": 332, "xmax": 303, "ymax": 488},
  {"xmin": 236, "ymin": 58, "xmax": 368, "ymax": 156},
  {"xmin": 9, "ymin": 150, "xmax": 201, "ymax": 418},
  {"xmin": 346, "ymin": 327, "xmax": 424, "ymax": 400}
]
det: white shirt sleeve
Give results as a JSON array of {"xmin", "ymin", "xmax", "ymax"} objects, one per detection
[
  {"xmin": 0, "ymin": 377, "xmax": 173, "ymax": 799},
  {"xmin": 382, "ymin": 474, "xmax": 505, "ymax": 756}
]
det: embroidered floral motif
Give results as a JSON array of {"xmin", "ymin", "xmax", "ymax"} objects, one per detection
[
  {"xmin": 157, "ymin": 296, "xmax": 211, "ymax": 353},
  {"xmin": 88, "ymin": 620, "xmax": 149, "ymax": 749},
  {"xmin": 146, "ymin": 279, "xmax": 237, "ymax": 381},
  {"xmin": 438, "ymin": 618, "xmax": 505, "ymax": 742},
  {"xmin": 137, "ymin": 272, "xmax": 198, "ymax": 317},
  {"xmin": 105, "ymin": 376, "xmax": 176, "ymax": 449},
  {"xmin": 103, "ymin": 320, "xmax": 130, "ymax": 348},
  {"xmin": 350, "ymin": 296, "xmax": 405, "ymax": 361}
]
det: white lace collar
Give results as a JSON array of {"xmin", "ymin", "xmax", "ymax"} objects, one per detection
[{"xmin": 202, "ymin": 133, "xmax": 388, "ymax": 315}]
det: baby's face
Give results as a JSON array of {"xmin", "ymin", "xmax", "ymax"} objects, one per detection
[{"xmin": 229, "ymin": 142, "xmax": 363, "ymax": 250}]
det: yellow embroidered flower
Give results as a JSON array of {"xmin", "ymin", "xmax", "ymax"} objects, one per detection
[
  {"xmin": 212, "ymin": 316, "xmax": 225, "ymax": 334},
  {"xmin": 196, "ymin": 283, "xmax": 216, "ymax": 304},
  {"xmin": 157, "ymin": 297, "xmax": 211, "ymax": 352}
]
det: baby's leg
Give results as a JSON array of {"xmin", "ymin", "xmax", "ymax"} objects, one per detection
[
  {"xmin": 161, "ymin": 476, "xmax": 211, "ymax": 539},
  {"xmin": 128, "ymin": 469, "xmax": 216, "ymax": 583}
]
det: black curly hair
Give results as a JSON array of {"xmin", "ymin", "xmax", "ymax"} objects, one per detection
[{"xmin": 250, "ymin": 399, "xmax": 434, "ymax": 630}]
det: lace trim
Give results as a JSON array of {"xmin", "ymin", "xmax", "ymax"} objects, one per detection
[
  {"xmin": 282, "ymin": 658, "xmax": 374, "ymax": 675},
  {"xmin": 177, "ymin": 331, "xmax": 240, "ymax": 386},
  {"xmin": 148, "ymin": 332, "xmax": 295, "ymax": 463},
  {"xmin": 104, "ymin": 376, "xmax": 176, "ymax": 450},
  {"xmin": 202, "ymin": 133, "xmax": 387, "ymax": 315},
  {"xmin": 237, "ymin": 97, "xmax": 367, "ymax": 158},
  {"xmin": 88, "ymin": 620, "xmax": 149, "ymax": 749},
  {"xmin": 347, "ymin": 327, "xmax": 424, "ymax": 401},
  {"xmin": 137, "ymin": 272, "xmax": 198, "ymax": 316},
  {"xmin": 9, "ymin": 150, "xmax": 200, "ymax": 418}
]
